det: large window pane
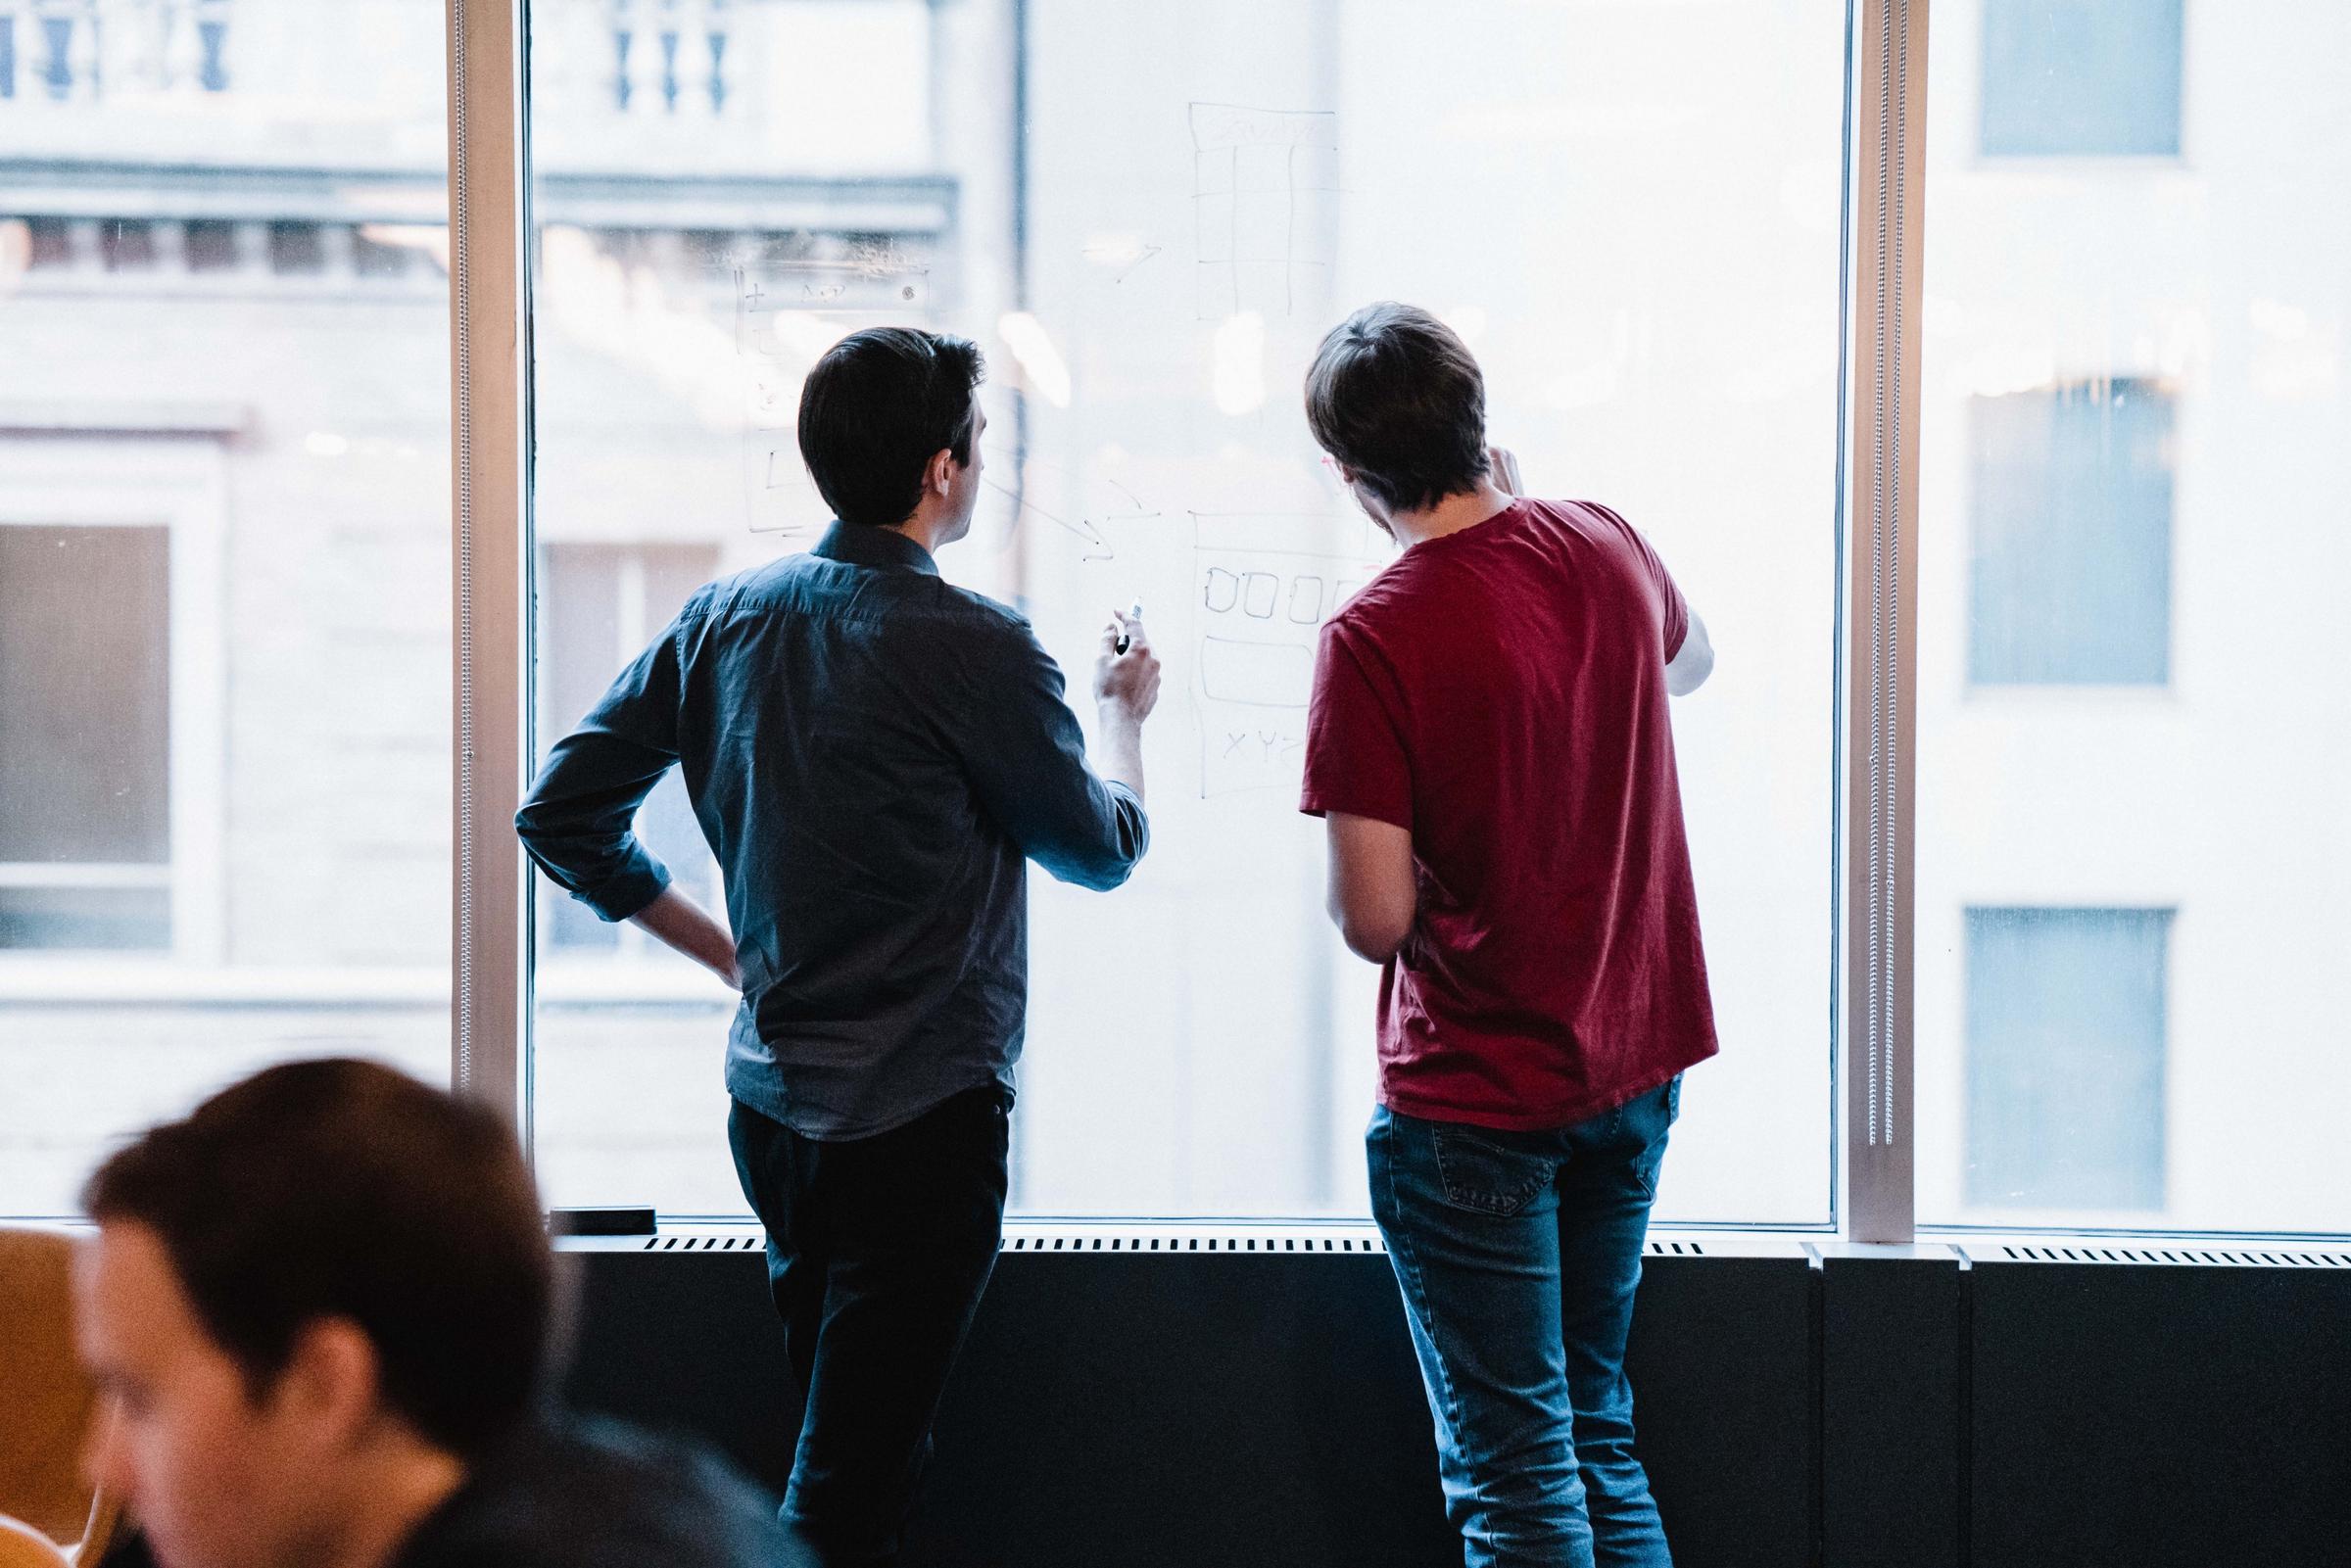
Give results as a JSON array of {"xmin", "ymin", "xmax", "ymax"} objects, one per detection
[
  {"xmin": 1919, "ymin": 1, "xmax": 2351, "ymax": 1233},
  {"xmin": 527, "ymin": 0, "xmax": 1847, "ymax": 1223},
  {"xmin": 0, "ymin": 1, "xmax": 452, "ymax": 1215}
]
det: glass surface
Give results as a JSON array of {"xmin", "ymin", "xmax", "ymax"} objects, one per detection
[
  {"xmin": 1918, "ymin": 1, "xmax": 2351, "ymax": 1233},
  {"xmin": 0, "ymin": 0, "xmax": 453, "ymax": 1215},
  {"xmin": 525, "ymin": 0, "xmax": 1847, "ymax": 1222}
]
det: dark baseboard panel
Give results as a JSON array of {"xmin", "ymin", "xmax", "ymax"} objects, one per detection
[
  {"xmin": 559, "ymin": 1234, "xmax": 2351, "ymax": 1567},
  {"xmin": 1965, "ymin": 1252, "xmax": 2351, "ymax": 1568}
]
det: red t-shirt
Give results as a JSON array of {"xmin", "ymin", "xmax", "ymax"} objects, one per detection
[{"xmin": 1300, "ymin": 498, "xmax": 1718, "ymax": 1131}]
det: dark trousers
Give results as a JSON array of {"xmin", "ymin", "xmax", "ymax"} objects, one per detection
[{"xmin": 726, "ymin": 1085, "xmax": 1011, "ymax": 1568}]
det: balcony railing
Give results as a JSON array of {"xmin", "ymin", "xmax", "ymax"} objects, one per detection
[
  {"xmin": 0, "ymin": 0, "xmax": 233, "ymax": 102},
  {"xmin": 0, "ymin": 1, "xmax": 744, "ymax": 117},
  {"xmin": 609, "ymin": 0, "xmax": 734, "ymax": 119}
]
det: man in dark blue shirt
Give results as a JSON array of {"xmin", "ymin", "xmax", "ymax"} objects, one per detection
[{"xmin": 516, "ymin": 326, "xmax": 1161, "ymax": 1566}]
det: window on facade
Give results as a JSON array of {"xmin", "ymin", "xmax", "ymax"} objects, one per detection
[
  {"xmin": 353, "ymin": 229, "xmax": 411, "ymax": 279},
  {"xmin": 184, "ymin": 219, "xmax": 240, "ymax": 272},
  {"xmin": 1969, "ymin": 379, "xmax": 2172, "ymax": 687},
  {"xmin": 25, "ymin": 217, "xmax": 72, "ymax": 269},
  {"xmin": 0, "ymin": 525, "xmax": 171, "ymax": 951},
  {"xmin": 1979, "ymin": 0, "xmax": 2183, "ymax": 158},
  {"xmin": 100, "ymin": 219, "xmax": 157, "ymax": 272},
  {"xmin": 1965, "ymin": 908, "xmax": 2169, "ymax": 1212},
  {"xmin": 267, "ymin": 221, "xmax": 324, "ymax": 275}
]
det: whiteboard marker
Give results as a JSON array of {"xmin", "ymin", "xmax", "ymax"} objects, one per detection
[{"xmin": 1114, "ymin": 599, "xmax": 1144, "ymax": 655}]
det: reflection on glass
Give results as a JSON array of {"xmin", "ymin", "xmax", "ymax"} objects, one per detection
[
  {"xmin": 0, "ymin": 0, "xmax": 453, "ymax": 1215},
  {"xmin": 525, "ymin": 0, "xmax": 1847, "ymax": 1222},
  {"xmin": 1918, "ymin": 0, "xmax": 2351, "ymax": 1234}
]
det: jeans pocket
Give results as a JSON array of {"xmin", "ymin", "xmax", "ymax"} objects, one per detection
[
  {"xmin": 1630, "ymin": 1080, "xmax": 1679, "ymax": 1200},
  {"xmin": 1632, "ymin": 1142, "xmax": 1667, "ymax": 1202},
  {"xmin": 1431, "ymin": 1124, "xmax": 1553, "ymax": 1217}
]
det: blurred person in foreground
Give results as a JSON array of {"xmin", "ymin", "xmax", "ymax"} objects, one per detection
[
  {"xmin": 1300, "ymin": 302, "xmax": 1718, "ymax": 1568},
  {"xmin": 74, "ymin": 1057, "xmax": 797, "ymax": 1568},
  {"xmin": 516, "ymin": 326, "xmax": 1161, "ymax": 1565}
]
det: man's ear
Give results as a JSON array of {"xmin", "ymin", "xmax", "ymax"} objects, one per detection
[
  {"xmin": 926, "ymin": 447, "xmax": 957, "ymax": 498},
  {"xmin": 271, "ymin": 1318, "xmax": 385, "ymax": 1446}
]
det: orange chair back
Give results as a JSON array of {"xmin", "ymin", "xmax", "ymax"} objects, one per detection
[
  {"xmin": 0, "ymin": 1515, "xmax": 72, "ymax": 1568},
  {"xmin": 0, "ymin": 1227, "xmax": 115, "ymax": 1558}
]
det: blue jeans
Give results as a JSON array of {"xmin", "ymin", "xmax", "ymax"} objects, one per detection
[{"xmin": 1367, "ymin": 1078, "xmax": 1680, "ymax": 1568}]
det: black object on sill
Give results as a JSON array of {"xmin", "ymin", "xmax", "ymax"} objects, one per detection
[{"xmin": 549, "ymin": 1206, "xmax": 658, "ymax": 1237}]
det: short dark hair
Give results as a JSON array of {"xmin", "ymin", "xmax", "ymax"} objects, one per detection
[
  {"xmin": 1304, "ymin": 302, "xmax": 1490, "ymax": 514},
  {"xmin": 82, "ymin": 1059, "xmax": 556, "ymax": 1459},
  {"xmin": 796, "ymin": 326, "xmax": 985, "ymax": 528}
]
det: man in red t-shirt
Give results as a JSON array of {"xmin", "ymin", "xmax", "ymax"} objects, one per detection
[{"xmin": 1299, "ymin": 302, "xmax": 1717, "ymax": 1568}]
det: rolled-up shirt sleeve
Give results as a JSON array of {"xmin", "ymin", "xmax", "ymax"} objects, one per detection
[
  {"xmin": 950, "ymin": 617, "xmax": 1149, "ymax": 892},
  {"xmin": 514, "ymin": 617, "xmax": 686, "ymax": 923}
]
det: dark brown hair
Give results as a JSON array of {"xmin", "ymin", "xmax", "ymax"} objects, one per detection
[
  {"xmin": 83, "ymin": 1058, "xmax": 555, "ymax": 1459},
  {"xmin": 1304, "ymin": 302, "xmax": 1490, "ymax": 514},
  {"xmin": 797, "ymin": 326, "xmax": 985, "ymax": 528}
]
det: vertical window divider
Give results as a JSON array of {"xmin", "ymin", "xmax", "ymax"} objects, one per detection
[
  {"xmin": 1846, "ymin": 0, "xmax": 1930, "ymax": 1243},
  {"xmin": 447, "ymin": 0, "xmax": 531, "ymax": 1138}
]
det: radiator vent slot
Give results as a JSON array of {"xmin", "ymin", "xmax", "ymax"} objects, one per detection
[
  {"xmin": 1000, "ymin": 1232, "xmax": 1384, "ymax": 1254},
  {"xmin": 1996, "ymin": 1244, "xmax": 2351, "ymax": 1269},
  {"xmin": 625, "ymin": 1230, "xmax": 1726, "ymax": 1258}
]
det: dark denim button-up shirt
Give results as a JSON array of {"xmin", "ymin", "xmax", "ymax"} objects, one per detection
[{"xmin": 516, "ymin": 521, "xmax": 1149, "ymax": 1139}]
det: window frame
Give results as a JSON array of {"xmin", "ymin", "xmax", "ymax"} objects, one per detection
[
  {"xmin": 453, "ymin": 0, "xmax": 1891, "ymax": 1232},
  {"xmin": 437, "ymin": 0, "xmax": 2343, "ymax": 1243}
]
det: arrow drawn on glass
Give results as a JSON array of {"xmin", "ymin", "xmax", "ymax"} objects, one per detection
[{"xmin": 983, "ymin": 476, "xmax": 1117, "ymax": 562}]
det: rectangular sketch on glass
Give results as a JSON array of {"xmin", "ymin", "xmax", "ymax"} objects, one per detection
[
  {"xmin": 1189, "ymin": 511, "xmax": 1381, "ymax": 798},
  {"xmin": 1189, "ymin": 102, "xmax": 1339, "ymax": 319}
]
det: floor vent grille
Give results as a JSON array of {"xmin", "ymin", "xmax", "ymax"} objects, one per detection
[
  {"xmin": 1001, "ymin": 1233, "xmax": 1385, "ymax": 1254},
  {"xmin": 1996, "ymin": 1244, "xmax": 2351, "ymax": 1269},
  {"xmin": 618, "ymin": 1230, "xmax": 1740, "ymax": 1258}
]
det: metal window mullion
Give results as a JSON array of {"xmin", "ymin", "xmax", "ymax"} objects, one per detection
[
  {"xmin": 447, "ymin": 0, "xmax": 529, "ymax": 1130},
  {"xmin": 1846, "ymin": 0, "xmax": 1928, "ymax": 1243}
]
